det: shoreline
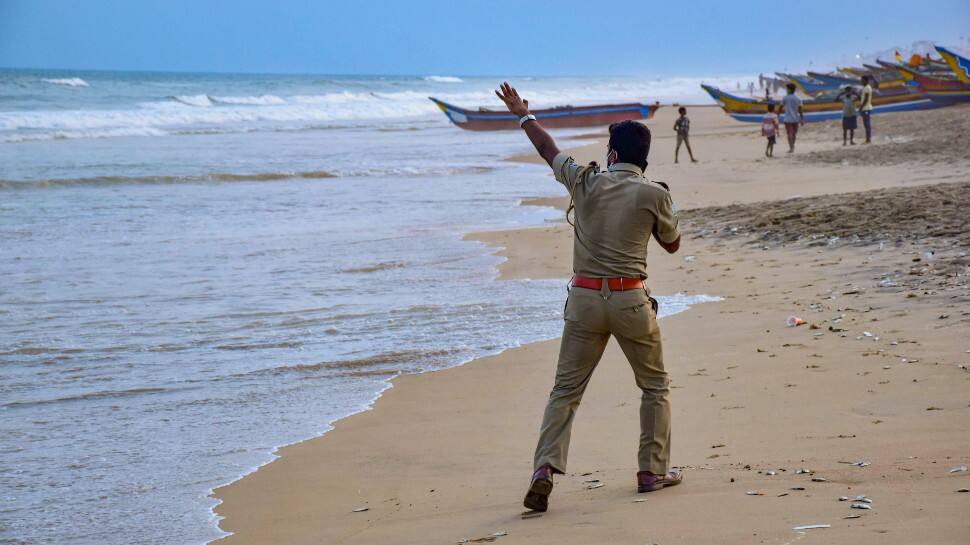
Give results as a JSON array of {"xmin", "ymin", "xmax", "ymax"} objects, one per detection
[
  {"xmin": 211, "ymin": 105, "xmax": 970, "ymax": 544},
  {"xmin": 205, "ymin": 221, "xmax": 720, "ymax": 545}
]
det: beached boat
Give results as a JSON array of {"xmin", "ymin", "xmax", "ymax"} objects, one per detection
[
  {"xmin": 806, "ymin": 71, "xmax": 860, "ymax": 88},
  {"xmin": 877, "ymin": 59, "xmax": 954, "ymax": 79},
  {"xmin": 836, "ymin": 65, "xmax": 907, "ymax": 90},
  {"xmin": 894, "ymin": 64, "xmax": 964, "ymax": 93},
  {"xmin": 700, "ymin": 84, "xmax": 937, "ymax": 122},
  {"xmin": 930, "ymin": 46, "xmax": 970, "ymax": 103},
  {"xmin": 429, "ymin": 98, "xmax": 659, "ymax": 130},
  {"xmin": 776, "ymin": 72, "xmax": 832, "ymax": 95}
]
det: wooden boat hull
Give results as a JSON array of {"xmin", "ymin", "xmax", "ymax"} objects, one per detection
[
  {"xmin": 894, "ymin": 65, "xmax": 964, "ymax": 91},
  {"xmin": 701, "ymin": 84, "xmax": 938, "ymax": 122},
  {"xmin": 835, "ymin": 66, "xmax": 907, "ymax": 90},
  {"xmin": 776, "ymin": 72, "xmax": 831, "ymax": 95},
  {"xmin": 806, "ymin": 71, "xmax": 860, "ymax": 88},
  {"xmin": 430, "ymin": 98, "xmax": 659, "ymax": 131},
  {"xmin": 931, "ymin": 46, "xmax": 970, "ymax": 104}
]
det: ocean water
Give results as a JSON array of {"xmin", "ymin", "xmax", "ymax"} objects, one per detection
[{"xmin": 0, "ymin": 69, "xmax": 722, "ymax": 545}]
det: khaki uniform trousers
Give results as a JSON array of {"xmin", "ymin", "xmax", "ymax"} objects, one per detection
[{"xmin": 533, "ymin": 284, "xmax": 670, "ymax": 475}]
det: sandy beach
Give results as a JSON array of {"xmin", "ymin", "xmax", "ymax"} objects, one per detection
[{"xmin": 212, "ymin": 105, "xmax": 970, "ymax": 544}]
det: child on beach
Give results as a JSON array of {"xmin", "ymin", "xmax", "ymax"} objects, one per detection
[
  {"xmin": 761, "ymin": 104, "xmax": 779, "ymax": 157},
  {"xmin": 836, "ymin": 86, "xmax": 859, "ymax": 146},
  {"xmin": 673, "ymin": 107, "xmax": 697, "ymax": 163}
]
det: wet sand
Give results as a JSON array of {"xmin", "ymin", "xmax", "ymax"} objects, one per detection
[{"xmin": 213, "ymin": 105, "xmax": 970, "ymax": 544}]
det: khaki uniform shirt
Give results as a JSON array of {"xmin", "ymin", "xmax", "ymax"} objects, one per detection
[{"xmin": 552, "ymin": 152, "xmax": 680, "ymax": 280}]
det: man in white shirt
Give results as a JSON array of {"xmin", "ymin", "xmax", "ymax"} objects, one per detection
[{"xmin": 859, "ymin": 76, "xmax": 874, "ymax": 144}]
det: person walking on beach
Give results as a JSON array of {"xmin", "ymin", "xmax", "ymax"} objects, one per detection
[
  {"xmin": 761, "ymin": 103, "xmax": 780, "ymax": 157},
  {"xmin": 493, "ymin": 82, "xmax": 683, "ymax": 513},
  {"xmin": 781, "ymin": 83, "xmax": 804, "ymax": 153},
  {"xmin": 859, "ymin": 75, "xmax": 873, "ymax": 144},
  {"xmin": 836, "ymin": 85, "xmax": 859, "ymax": 145},
  {"xmin": 673, "ymin": 107, "xmax": 697, "ymax": 164}
]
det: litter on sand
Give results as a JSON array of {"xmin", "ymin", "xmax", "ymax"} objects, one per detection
[
  {"xmin": 790, "ymin": 486, "xmax": 806, "ymax": 491},
  {"xmin": 458, "ymin": 532, "xmax": 508, "ymax": 543},
  {"xmin": 787, "ymin": 315, "xmax": 806, "ymax": 327},
  {"xmin": 811, "ymin": 477, "xmax": 828, "ymax": 482},
  {"xmin": 956, "ymin": 488, "xmax": 969, "ymax": 493},
  {"xmin": 851, "ymin": 503, "xmax": 872, "ymax": 510},
  {"xmin": 746, "ymin": 490, "xmax": 765, "ymax": 496},
  {"xmin": 352, "ymin": 507, "xmax": 369, "ymax": 512},
  {"xmin": 684, "ymin": 255, "xmax": 696, "ymax": 262},
  {"xmin": 853, "ymin": 495, "xmax": 872, "ymax": 503},
  {"xmin": 633, "ymin": 498, "xmax": 647, "ymax": 503},
  {"xmin": 795, "ymin": 468, "xmax": 813, "ymax": 475},
  {"xmin": 844, "ymin": 514, "xmax": 862, "ymax": 519},
  {"xmin": 792, "ymin": 524, "xmax": 831, "ymax": 531},
  {"xmin": 949, "ymin": 466, "xmax": 968, "ymax": 473},
  {"xmin": 585, "ymin": 482, "xmax": 605, "ymax": 490},
  {"xmin": 851, "ymin": 460, "xmax": 871, "ymax": 467}
]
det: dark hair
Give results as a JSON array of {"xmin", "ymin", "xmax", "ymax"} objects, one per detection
[
  {"xmin": 786, "ymin": 82, "xmax": 796, "ymax": 93},
  {"xmin": 608, "ymin": 121, "xmax": 651, "ymax": 170},
  {"xmin": 766, "ymin": 103, "xmax": 775, "ymax": 112},
  {"xmin": 678, "ymin": 106, "xmax": 687, "ymax": 114},
  {"xmin": 861, "ymin": 75, "xmax": 870, "ymax": 84}
]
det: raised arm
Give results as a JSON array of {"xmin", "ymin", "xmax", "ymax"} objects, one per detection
[{"xmin": 495, "ymin": 82, "xmax": 560, "ymax": 167}]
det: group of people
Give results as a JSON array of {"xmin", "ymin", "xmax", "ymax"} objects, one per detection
[
  {"xmin": 760, "ymin": 77, "xmax": 874, "ymax": 156},
  {"xmin": 675, "ymin": 75, "xmax": 875, "ymax": 163}
]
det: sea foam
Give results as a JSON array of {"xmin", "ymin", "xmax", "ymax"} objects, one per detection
[
  {"xmin": 42, "ymin": 77, "xmax": 90, "ymax": 87},
  {"xmin": 424, "ymin": 75, "xmax": 464, "ymax": 83}
]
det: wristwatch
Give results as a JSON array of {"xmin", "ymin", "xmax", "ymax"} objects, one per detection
[{"xmin": 518, "ymin": 114, "xmax": 537, "ymax": 127}]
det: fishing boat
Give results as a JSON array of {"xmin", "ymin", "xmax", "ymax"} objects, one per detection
[
  {"xmin": 876, "ymin": 59, "xmax": 954, "ymax": 79},
  {"xmin": 930, "ymin": 46, "xmax": 970, "ymax": 103},
  {"xmin": 894, "ymin": 64, "xmax": 964, "ymax": 93},
  {"xmin": 700, "ymin": 84, "xmax": 937, "ymax": 123},
  {"xmin": 837, "ymin": 65, "xmax": 907, "ymax": 90},
  {"xmin": 429, "ymin": 98, "xmax": 660, "ymax": 131},
  {"xmin": 806, "ymin": 71, "xmax": 860, "ymax": 88},
  {"xmin": 776, "ymin": 72, "xmax": 832, "ymax": 95}
]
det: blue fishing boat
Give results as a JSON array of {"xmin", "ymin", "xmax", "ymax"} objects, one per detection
[{"xmin": 701, "ymin": 84, "xmax": 937, "ymax": 123}]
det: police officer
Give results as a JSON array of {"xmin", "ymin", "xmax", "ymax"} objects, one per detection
[{"xmin": 493, "ymin": 83, "xmax": 683, "ymax": 513}]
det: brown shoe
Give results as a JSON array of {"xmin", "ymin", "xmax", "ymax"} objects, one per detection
[
  {"xmin": 637, "ymin": 470, "xmax": 683, "ymax": 493},
  {"xmin": 523, "ymin": 465, "xmax": 554, "ymax": 512}
]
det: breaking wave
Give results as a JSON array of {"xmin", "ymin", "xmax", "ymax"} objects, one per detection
[
  {"xmin": 3, "ymin": 75, "xmax": 753, "ymax": 143},
  {"xmin": 42, "ymin": 77, "xmax": 89, "ymax": 87},
  {"xmin": 424, "ymin": 75, "xmax": 464, "ymax": 83},
  {"xmin": 0, "ymin": 164, "xmax": 498, "ymax": 188},
  {"xmin": 3, "ymin": 127, "xmax": 168, "ymax": 143},
  {"xmin": 4, "ymin": 387, "xmax": 175, "ymax": 408},
  {"xmin": 171, "ymin": 94, "xmax": 213, "ymax": 107},
  {"xmin": 0, "ymin": 170, "xmax": 336, "ymax": 189},
  {"xmin": 171, "ymin": 94, "xmax": 288, "ymax": 106}
]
